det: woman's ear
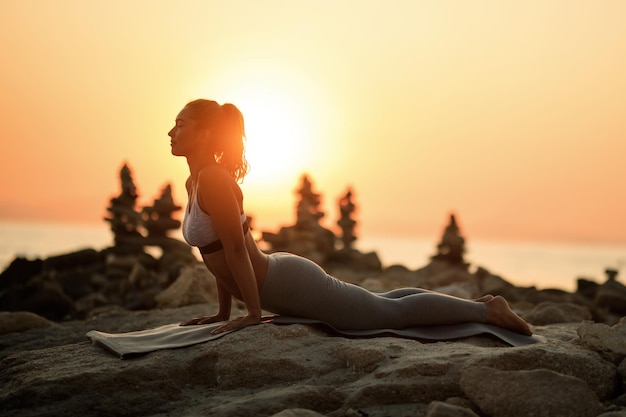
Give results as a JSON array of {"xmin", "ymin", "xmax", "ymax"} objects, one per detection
[{"xmin": 199, "ymin": 128, "xmax": 212, "ymax": 143}]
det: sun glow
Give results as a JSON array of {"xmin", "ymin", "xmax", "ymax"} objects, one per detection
[{"xmin": 236, "ymin": 92, "xmax": 316, "ymax": 185}]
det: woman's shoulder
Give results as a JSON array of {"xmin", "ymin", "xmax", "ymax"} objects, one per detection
[
  {"xmin": 197, "ymin": 165, "xmax": 244, "ymax": 207},
  {"xmin": 198, "ymin": 165, "xmax": 233, "ymax": 183},
  {"xmin": 197, "ymin": 165, "xmax": 240, "ymax": 194}
]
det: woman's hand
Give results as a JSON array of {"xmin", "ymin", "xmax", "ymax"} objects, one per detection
[
  {"xmin": 210, "ymin": 314, "xmax": 261, "ymax": 334},
  {"xmin": 179, "ymin": 314, "xmax": 226, "ymax": 326}
]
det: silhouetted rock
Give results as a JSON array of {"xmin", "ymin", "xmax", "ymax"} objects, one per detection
[
  {"xmin": 337, "ymin": 188, "xmax": 357, "ymax": 250},
  {"xmin": 142, "ymin": 183, "xmax": 182, "ymax": 237},
  {"xmin": 593, "ymin": 279, "xmax": 626, "ymax": 318},
  {"xmin": 104, "ymin": 163, "xmax": 144, "ymax": 251},
  {"xmin": 0, "ymin": 257, "xmax": 43, "ymax": 290},
  {"xmin": 578, "ymin": 277, "xmax": 600, "ymax": 300},
  {"xmin": 263, "ymin": 174, "xmax": 335, "ymax": 264},
  {"xmin": 42, "ymin": 248, "xmax": 103, "ymax": 271},
  {"xmin": 262, "ymin": 174, "xmax": 381, "ymax": 270},
  {"xmin": 431, "ymin": 213, "xmax": 467, "ymax": 268}
]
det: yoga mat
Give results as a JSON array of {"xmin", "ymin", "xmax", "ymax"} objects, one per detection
[
  {"xmin": 270, "ymin": 316, "xmax": 544, "ymax": 348},
  {"xmin": 87, "ymin": 316, "xmax": 543, "ymax": 358},
  {"xmin": 87, "ymin": 322, "xmax": 234, "ymax": 358}
]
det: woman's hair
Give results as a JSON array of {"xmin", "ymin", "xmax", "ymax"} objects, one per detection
[{"xmin": 184, "ymin": 99, "xmax": 249, "ymax": 182}]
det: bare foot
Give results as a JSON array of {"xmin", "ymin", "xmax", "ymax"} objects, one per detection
[
  {"xmin": 485, "ymin": 296, "xmax": 532, "ymax": 335},
  {"xmin": 474, "ymin": 294, "xmax": 494, "ymax": 302}
]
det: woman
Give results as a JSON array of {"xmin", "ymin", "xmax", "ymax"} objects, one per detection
[{"xmin": 170, "ymin": 99, "xmax": 531, "ymax": 336}]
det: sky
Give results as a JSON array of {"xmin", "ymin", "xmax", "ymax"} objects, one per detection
[{"xmin": 1, "ymin": 0, "xmax": 625, "ymax": 244}]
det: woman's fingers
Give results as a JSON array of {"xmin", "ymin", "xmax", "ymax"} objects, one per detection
[
  {"xmin": 179, "ymin": 316, "xmax": 214, "ymax": 326},
  {"xmin": 211, "ymin": 317, "xmax": 242, "ymax": 334},
  {"xmin": 211, "ymin": 316, "xmax": 260, "ymax": 334}
]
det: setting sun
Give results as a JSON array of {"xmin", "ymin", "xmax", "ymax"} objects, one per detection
[
  {"xmin": 192, "ymin": 57, "xmax": 326, "ymax": 188},
  {"xmin": 238, "ymin": 92, "xmax": 314, "ymax": 184}
]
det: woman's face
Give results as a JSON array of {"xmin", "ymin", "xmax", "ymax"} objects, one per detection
[{"xmin": 168, "ymin": 107, "xmax": 207, "ymax": 157}]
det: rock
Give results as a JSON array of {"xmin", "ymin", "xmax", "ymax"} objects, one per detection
[
  {"xmin": 593, "ymin": 280, "xmax": 626, "ymax": 316},
  {"xmin": 465, "ymin": 334, "xmax": 617, "ymax": 400},
  {"xmin": 523, "ymin": 301, "xmax": 592, "ymax": 325},
  {"xmin": 74, "ymin": 293, "xmax": 110, "ymax": 316},
  {"xmin": 414, "ymin": 260, "xmax": 475, "ymax": 289},
  {"xmin": 155, "ymin": 265, "xmax": 216, "ymax": 308},
  {"xmin": 260, "ymin": 175, "xmax": 382, "ymax": 271},
  {"xmin": 0, "ymin": 307, "xmax": 620, "ymax": 417},
  {"xmin": 21, "ymin": 279, "xmax": 76, "ymax": 321},
  {"xmin": 460, "ymin": 366, "xmax": 603, "ymax": 417},
  {"xmin": 476, "ymin": 271, "xmax": 516, "ymax": 297},
  {"xmin": 42, "ymin": 248, "xmax": 103, "ymax": 271},
  {"xmin": 614, "ymin": 394, "xmax": 626, "ymax": 407},
  {"xmin": 619, "ymin": 357, "xmax": 626, "ymax": 387},
  {"xmin": 157, "ymin": 238, "xmax": 198, "ymax": 272},
  {"xmin": 0, "ymin": 311, "xmax": 57, "ymax": 334},
  {"xmin": 577, "ymin": 278, "xmax": 600, "ymax": 300},
  {"xmin": 56, "ymin": 268, "xmax": 98, "ymax": 299},
  {"xmin": 141, "ymin": 183, "xmax": 182, "ymax": 237},
  {"xmin": 0, "ymin": 257, "xmax": 44, "ymax": 289},
  {"xmin": 270, "ymin": 409, "xmax": 328, "ymax": 417},
  {"xmin": 430, "ymin": 213, "xmax": 468, "ymax": 268},
  {"xmin": 425, "ymin": 400, "xmax": 480, "ymax": 417},
  {"xmin": 578, "ymin": 318, "xmax": 626, "ymax": 363},
  {"xmin": 597, "ymin": 411, "xmax": 626, "ymax": 417}
]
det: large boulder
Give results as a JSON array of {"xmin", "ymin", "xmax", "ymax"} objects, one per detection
[
  {"xmin": 155, "ymin": 265, "xmax": 216, "ymax": 308},
  {"xmin": 0, "ymin": 311, "xmax": 57, "ymax": 335},
  {"xmin": 593, "ymin": 280, "xmax": 626, "ymax": 317},
  {"xmin": 578, "ymin": 317, "xmax": 626, "ymax": 364},
  {"xmin": 460, "ymin": 366, "xmax": 603, "ymax": 417},
  {"xmin": 524, "ymin": 301, "xmax": 592, "ymax": 325}
]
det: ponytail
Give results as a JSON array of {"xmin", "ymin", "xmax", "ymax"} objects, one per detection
[{"xmin": 216, "ymin": 103, "xmax": 249, "ymax": 182}]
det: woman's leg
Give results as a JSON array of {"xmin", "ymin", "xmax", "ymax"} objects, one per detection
[
  {"xmin": 261, "ymin": 253, "xmax": 487, "ymax": 330},
  {"xmin": 377, "ymin": 288, "xmax": 433, "ymax": 299}
]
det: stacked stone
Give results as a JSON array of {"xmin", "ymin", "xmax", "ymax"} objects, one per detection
[
  {"xmin": 337, "ymin": 188, "xmax": 357, "ymax": 251},
  {"xmin": 104, "ymin": 163, "xmax": 144, "ymax": 252},
  {"xmin": 142, "ymin": 183, "xmax": 182, "ymax": 237}
]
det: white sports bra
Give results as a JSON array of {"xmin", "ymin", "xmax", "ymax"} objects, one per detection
[{"xmin": 182, "ymin": 183, "xmax": 247, "ymax": 254}]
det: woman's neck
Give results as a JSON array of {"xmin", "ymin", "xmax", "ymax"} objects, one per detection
[{"xmin": 186, "ymin": 154, "xmax": 217, "ymax": 179}]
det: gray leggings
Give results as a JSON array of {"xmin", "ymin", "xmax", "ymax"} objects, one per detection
[{"xmin": 260, "ymin": 252, "xmax": 486, "ymax": 330}]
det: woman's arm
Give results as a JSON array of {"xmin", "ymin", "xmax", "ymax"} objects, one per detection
[
  {"xmin": 214, "ymin": 280, "xmax": 233, "ymax": 318},
  {"xmin": 197, "ymin": 168, "xmax": 262, "ymax": 333}
]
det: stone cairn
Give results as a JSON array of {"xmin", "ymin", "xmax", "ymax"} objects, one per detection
[
  {"xmin": 430, "ymin": 213, "xmax": 468, "ymax": 269},
  {"xmin": 0, "ymin": 163, "xmax": 196, "ymax": 321},
  {"xmin": 262, "ymin": 174, "xmax": 381, "ymax": 270},
  {"xmin": 104, "ymin": 163, "xmax": 144, "ymax": 252},
  {"xmin": 142, "ymin": 184, "xmax": 182, "ymax": 238},
  {"xmin": 105, "ymin": 164, "xmax": 187, "ymax": 249},
  {"xmin": 337, "ymin": 188, "xmax": 357, "ymax": 251}
]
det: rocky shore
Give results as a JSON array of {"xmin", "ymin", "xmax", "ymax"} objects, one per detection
[
  {"xmin": 2, "ymin": 169, "xmax": 626, "ymax": 416},
  {"xmin": 2, "ymin": 251, "xmax": 626, "ymax": 417},
  {"xmin": 1, "ymin": 301, "xmax": 625, "ymax": 417}
]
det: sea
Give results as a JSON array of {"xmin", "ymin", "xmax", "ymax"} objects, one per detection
[{"xmin": 1, "ymin": 220, "xmax": 625, "ymax": 293}]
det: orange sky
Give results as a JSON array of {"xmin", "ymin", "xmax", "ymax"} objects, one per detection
[{"xmin": 1, "ymin": 0, "xmax": 625, "ymax": 243}]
